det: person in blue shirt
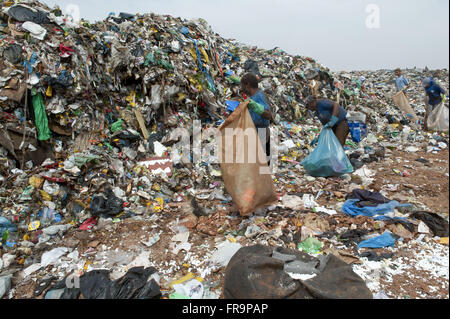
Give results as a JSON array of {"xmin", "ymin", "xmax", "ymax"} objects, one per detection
[
  {"xmin": 423, "ymin": 77, "xmax": 447, "ymax": 129},
  {"xmin": 394, "ymin": 69, "xmax": 409, "ymax": 94},
  {"xmin": 423, "ymin": 77, "xmax": 446, "ymax": 107},
  {"xmin": 240, "ymin": 73, "xmax": 273, "ymax": 127},
  {"xmin": 240, "ymin": 73, "xmax": 273, "ymax": 161},
  {"xmin": 305, "ymin": 96, "xmax": 349, "ymax": 147}
]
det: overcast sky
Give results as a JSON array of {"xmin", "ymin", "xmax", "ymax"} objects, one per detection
[{"xmin": 42, "ymin": 0, "xmax": 449, "ymax": 71}]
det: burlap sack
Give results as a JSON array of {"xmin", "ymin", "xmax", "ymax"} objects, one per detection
[
  {"xmin": 218, "ymin": 101, "xmax": 277, "ymax": 216},
  {"xmin": 393, "ymin": 91, "xmax": 419, "ymax": 122}
]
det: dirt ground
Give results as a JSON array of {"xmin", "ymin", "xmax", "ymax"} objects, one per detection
[{"xmin": 370, "ymin": 149, "xmax": 449, "ymax": 215}]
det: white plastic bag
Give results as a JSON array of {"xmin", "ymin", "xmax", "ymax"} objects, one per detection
[
  {"xmin": 21, "ymin": 21, "xmax": 47, "ymax": 40},
  {"xmin": 427, "ymin": 103, "xmax": 449, "ymax": 132}
]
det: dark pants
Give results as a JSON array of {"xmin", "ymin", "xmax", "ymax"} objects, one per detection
[
  {"xmin": 257, "ymin": 127, "xmax": 271, "ymax": 164},
  {"xmin": 332, "ymin": 120, "xmax": 350, "ymax": 147}
]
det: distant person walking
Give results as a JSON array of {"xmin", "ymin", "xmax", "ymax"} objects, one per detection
[{"xmin": 394, "ymin": 68, "xmax": 409, "ymax": 95}]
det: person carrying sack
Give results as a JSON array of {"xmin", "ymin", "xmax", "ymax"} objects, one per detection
[
  {"xmin": 239, "ymin": 73, "xmax": 273, "ymax": 163},
  {"xmin": 423, "ymin": 77, "xmax": 447, "ymax": 127},
  {"xmin": 423, "ymin": 77, "xmax": 448, "ymax": 131},
  {"xmin": 394, "ymin": 68, "xmax": 409, "ymax": 95}
]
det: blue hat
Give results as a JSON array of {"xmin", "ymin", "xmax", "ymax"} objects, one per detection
[{"xmin": 423, "ymin": 77, "xmax": 433, "ymax": 88}]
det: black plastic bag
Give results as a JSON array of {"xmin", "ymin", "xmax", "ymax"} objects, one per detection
[
  {"xmin": 131, "ymin": 44, "xmax": 145, "ymax": 57},
  {"xmin": 44, "ymin": 268, "xmax": 161, "ymax": 299},
  {"xmin": 90, "ymin": 188, "xmax": 124, "ymax": 218},
  {"xmin": 346, "ymin": 189, "xmax": 391, "ymax": 208},
  {"xmin": 7, "ymin": 5, "xmax": 50, "ymax": 24},
  {"xmin": 3, "ymin": 44, "xmax": 23, "ymax": 64},
  {"xmin": 110, "ymin": 267, "xmax": 160, "ymax": 299},
  {"xmin": 43, "ymin": 72, "xmax": 74, "ymax": 89},
  {"xmin": 80, "ymin": 270, "xmax": 112, "ymax": 299},
  {"xmin": 119, "ymin": 12, "xmax": 135, "ymax": 20},
  {"xmin": 42, "ymin": 276, "xmax": 81, "ymax": 299}
]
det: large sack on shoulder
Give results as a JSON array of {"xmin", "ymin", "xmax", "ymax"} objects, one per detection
[{"xmin": 218, "ymin": 101, "xmax": 277, "ymax": 216}]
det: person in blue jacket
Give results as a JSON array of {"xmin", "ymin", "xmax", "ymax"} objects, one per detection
[
  {"xmin": 305, "ymin": 96, "xmax": 349, "ymax": 147},
  {"xmin": 423, "ymin": 77, "xmax": 447, "ymax": 128},
  {"xmin": 240, "ymin": 73, "xmax": 273, "ymax": 161}
]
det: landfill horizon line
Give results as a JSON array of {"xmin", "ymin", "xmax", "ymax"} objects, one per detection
[{"xmin": 38, "ymin": 0, "xmax": 449, "ymax": 73}]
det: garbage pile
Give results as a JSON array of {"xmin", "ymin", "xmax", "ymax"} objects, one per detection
[{"xmin": 0, "ymin": 0, "xmax": 448, "ymax": 299}]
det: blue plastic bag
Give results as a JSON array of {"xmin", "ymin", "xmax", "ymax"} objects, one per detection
[
  {"xmin": 0, "ymin": 217, "xmax": 17, "ymax": 237},
  {"xmin": 225, "ymin": 100, "xmax": 240, "ymax": 113},
  {"xmin": 342, "ymin": 199, "xmax": 412, "ymax": 221},
  {"xmin": 348, "ymin": 121, "xmax": 368, "ymax": 143},
  {"xmin": 301, "ymin": 127, "xmax": 353, "ymax": 177},
  {"xmin": 357, "ymin": 232, "xmax": 396, "ymax": 249}
]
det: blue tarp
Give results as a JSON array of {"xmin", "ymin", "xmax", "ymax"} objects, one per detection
[
  {"xmin": 225, "ymin": 100, "xmax": 240, "ymax": 113},
  {"xmin": 358, "ymin": 232, "xmax": 396, "ymax": 249},
  {"xmin": 342, "ymin": 199, "xmax": 411, "ymax": 221}
]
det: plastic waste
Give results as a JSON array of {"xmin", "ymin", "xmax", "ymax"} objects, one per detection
[
  {"xmin": 21, "ymin": 21, "xmax": 47, "ymax": 40},
  {"xmin": 169, "ymin": 292, "xmax": 191, "ymax": 299},
  {"xmin": 6, "ymin": 5, "xmax": 50, "ymax": 24},
  {"xmin": 90, "ymin": 188, "xmax": 124, "ymax": 218},
  {"xmin": 43, "ymin": 267, "xmax": 161, "ymax": 299},
  {"xmin": 298, "ymin": 237, "xmax": 323, "ymax": 254},
  {"xmin": 172, "ymin": 279, "xmax": 204, "ymax": 299},
  {"xmin": 0, "ymin": 217, "xmax": 17, "ymax": 237},
  {"xmin": 302, "ymin": 194, "xmax": 318, "ymax": 209},
  {"xmin": 45, "ymin": 289, "xmax": 65, "ymax": 299},
  {"xmin": 342, "ymin": 199, "xmax": 411, "ymax": 221},
  {"xmin": 348, "ymin": 121, "xmax": 368, "ymax": 143},
  {"xmin": 301, "ymin": 127, "xmax": 353, "ymax": 177},
  {"xmin": 2, "ymin": 45, "xmax": 23, "ymax": 64},
  {"xmin": 31, "ymin": 91, "xmax": 51, "ymax": 141},
  {"xmin": 210, "ymin": 242, "xmax": 242, "ymax": 268},
  {"xmin": 41, "ymin": 247, "xmax": 69, "ymax": 267},
  {"xmin": 111, "ymin": 119, "xmax": 123, "ymax": 133},
  {"xmin": 0, "ymin": 275, "xmax": 13, "ymax": 299},
  {"xmin": 281, "ymin": 194, "xmax": 303, "ymax": 210},
  {"xmin": 357, "ymin": 232, "xmax": 396, "ymax": 249},
  {"xmin": 225, "ymin": 100, "xmax": 240, "ymax": 113},
  {"xmin": 427, "ymin": 103, "xmax": 449, "ymax": 132}
]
